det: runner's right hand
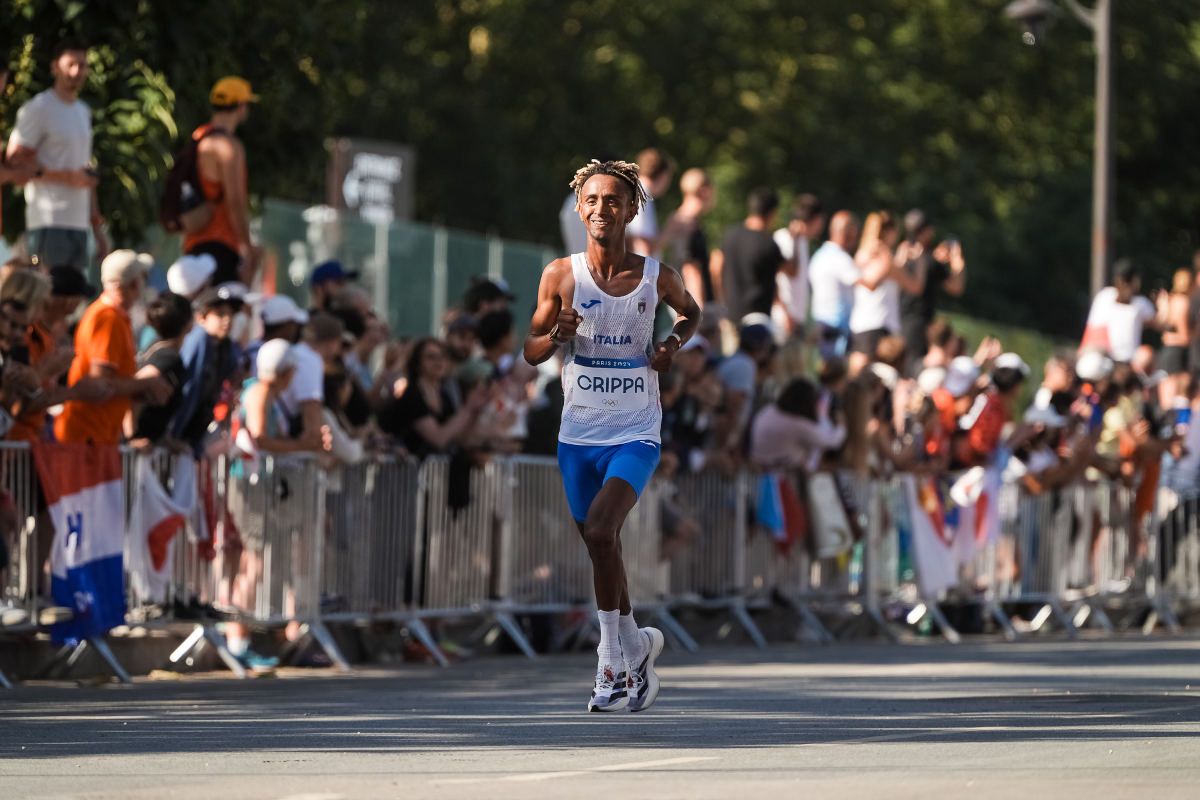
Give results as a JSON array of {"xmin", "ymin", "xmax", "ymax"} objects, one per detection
[{"xmin": 554, "ymin": 308, "xmax": 581, "ymax": 341}]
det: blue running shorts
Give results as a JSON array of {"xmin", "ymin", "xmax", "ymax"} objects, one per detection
[{"xmin": 557, "ymin": 440, "xmax": 662, "ymax": 522}]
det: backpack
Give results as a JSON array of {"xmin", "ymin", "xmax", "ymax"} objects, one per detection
[{"xmin": 159, "ymin": 127, "xmax": 225, "ymax": 234}]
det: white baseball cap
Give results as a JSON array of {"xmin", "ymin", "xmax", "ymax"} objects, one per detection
[
  {"xmin": 916, "ymin": 366, "xmax": 947, "ymax": 396},
  {"xmin": 167, "ymin": 254, "xmax": 217, "ymax": 297},
  {"xmin": 256, "ymin": 338, "xmax": 297, "ymax": 378},
  {"xmin": 100, "ymin": 249, "xmax": 154, "ymax": 286},
  {"xmin": 944, "ymin": 356, "xmax": 980, "ymax": 398},
  {"xmin": 1076, "ymin": 348, "xmax": 1113, "ymax": 382},
  {"xmin": 994, "ymin": 352, "xmax": 1030, "ymax": 376},
  {"xmin": 259, "ymin": 294, "xmax": 309, "ymax": 326}
]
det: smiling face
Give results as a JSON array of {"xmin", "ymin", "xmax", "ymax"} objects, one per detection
[{"xmin": 577, "ymin": 174, "xmax": 638, "ymax": 245}]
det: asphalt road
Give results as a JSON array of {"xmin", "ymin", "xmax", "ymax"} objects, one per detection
[{"xmin": 3, "ymin": 636, "xmax": 1200, "ymax": 800}]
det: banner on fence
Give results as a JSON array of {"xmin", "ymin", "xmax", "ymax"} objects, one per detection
[
  {"xmin": 902, "ymin": 475, "xmax": 957, "ymax": 595},
  {"xmin": 756, "ymin": 473, "xmax": 806, "ymax": 554},
  {"xmin": 949, "ymin": 465, "xmax": 1002, "ymax": 563},
  {"xmin": 33, "ymin": 443, "xmax": 126, "ymax": 645}
]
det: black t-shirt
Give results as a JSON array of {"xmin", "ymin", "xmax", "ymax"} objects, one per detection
[
  {"xmin": 899, "ymin": 251, "xmax": 950, "ymax": 327},
  {"xmin": 133, "ymin": 346, "xmax": 186, "ymax": 441},
  {"xmin": 661, "ymin": 392, "xmax": 711, "ymax": 468},
  {"xmin": 719, "ymin": 224, "xmax": 783, "ymax": 321},
  {"xmin": 378, "ymin": 383, "xmax": 456, "ymax": 460},
  {"xmin": 684, "ymin": 226, "xmax": 715, "ymax": 302}
]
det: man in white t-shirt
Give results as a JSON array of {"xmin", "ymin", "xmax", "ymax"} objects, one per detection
[
  {"xmin": 278, "ymin": 312, "xmax": 345, "ymax": 442},
  {"xmin": 6, "ymin": 39, "xmax": 108, "ymax": 271},
  {"xmin": 771, "ymin": 193, "xmax": 826, "ymax": 338},
  {"xmin": 1082, "ymin": 259, "xmax": 1166, "ymax": 362},
  {"xmin": 807, "ymin": 210, "xmax": 861, "ymax": 360},
  {"xmin": 249, "ymin": 294, "xmax": 329, "ymax": 444},
  {"xmin": 625, "ymin": 147, "xmax": 674, "ymax": 258}
]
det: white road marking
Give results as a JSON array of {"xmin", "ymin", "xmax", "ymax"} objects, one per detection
[{"xmin": 434, "ymin": 755, "xmax": 718, "ymax": 785}]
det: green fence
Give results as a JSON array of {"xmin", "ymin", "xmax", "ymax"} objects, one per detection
[{"xmin": 260, "ymin": 198, "xmax": 558, "ymax": 338}]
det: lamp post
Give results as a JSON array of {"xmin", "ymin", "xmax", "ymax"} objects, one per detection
[{"xmin": 1005, "ymin": 0, "xmax": 1113, "ymax": 298}]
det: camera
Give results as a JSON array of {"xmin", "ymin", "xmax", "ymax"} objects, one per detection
[{"xmin": 1004, "ymin": 0, "xmax": 1059, "ymax": 46}]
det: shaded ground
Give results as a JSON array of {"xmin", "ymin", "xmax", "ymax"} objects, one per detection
[{"xmin": 2, "ymin": 636, "xmax": 1199, "ymax": 799}]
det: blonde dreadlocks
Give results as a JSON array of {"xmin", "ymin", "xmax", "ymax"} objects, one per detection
[{"xmin": 569, "ymin": 159, "xmax": 648, "ymax": 214}]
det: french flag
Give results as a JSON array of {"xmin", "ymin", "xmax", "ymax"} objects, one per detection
[{"xmin": 33, "ymin": 443, "xmax": 126, "ymax": 645}]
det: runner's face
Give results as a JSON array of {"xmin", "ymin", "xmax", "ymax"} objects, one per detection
[{"xmin": 578, "ymin": 175, "xmax": 636, "ymax": 244}]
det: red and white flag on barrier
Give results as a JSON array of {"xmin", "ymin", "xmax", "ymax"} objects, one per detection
[
  {"xmin": 901, "ymin": 474, "xmax": 957, "ymax": 596},
  {"xmin": 32, "ymin": 442, "xmax": 126, "ymax": 645},
  {"xmin": 949, "ymin": 465, "xmax": 1003, "ymax": 564},
  {"xmin": 126, "ymin": 455, "xmax": 198, "ymax": 604}
]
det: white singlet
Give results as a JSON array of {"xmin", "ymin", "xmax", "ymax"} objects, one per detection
[{"xmin": 558, "ymin": 252, "xmax": 662, "ymax": 446}]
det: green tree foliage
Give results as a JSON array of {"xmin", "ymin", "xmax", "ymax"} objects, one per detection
[{"xmin": 3, "ymin": 1, "xmax": 1198, "ymax": 336}]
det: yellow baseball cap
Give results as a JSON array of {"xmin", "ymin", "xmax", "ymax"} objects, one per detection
[{"xmin": 209, "ymin": 76, "xmax": 260, "ymax": 105}]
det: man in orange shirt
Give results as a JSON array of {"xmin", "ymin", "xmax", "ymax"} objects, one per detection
[
  {"xmin": 182, "ymin": 77, "xmax": 261, "ymax": 286},
  {"xmin": 55, "ymin": 250, "xmax": 171, "ymax": 444}
]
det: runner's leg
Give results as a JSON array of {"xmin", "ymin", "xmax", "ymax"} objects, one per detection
[{"xmin": 578, "ymin": 477, "xmax": 639, "ymax": 613}]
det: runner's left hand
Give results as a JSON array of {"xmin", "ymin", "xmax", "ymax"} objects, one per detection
[{"xmin": 650, "ymin": 337, "xmax": 679, "ymax": 373}]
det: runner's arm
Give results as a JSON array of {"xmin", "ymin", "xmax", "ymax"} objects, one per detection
[
  {"xmin": 680, "ymin": 261, "xmax": 706, "ymax": 309},
  {"xmin": 650, "ymin": 265, "xmax": 701, "ymax": 372},
  {"xmin": 523, "ymin": 258, "xmax": 576, "ymax": 365},
  {"xmin": 658, "ymin": 264, "xmax": 701, "ymax": 347}
]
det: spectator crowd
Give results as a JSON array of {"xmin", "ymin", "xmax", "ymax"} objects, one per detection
[{"xmin": 2, "ymin": 41, "xmax": 1199, "ymax": 658}]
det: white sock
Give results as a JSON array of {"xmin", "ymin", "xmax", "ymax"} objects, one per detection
[
  {"xmin": 618, "ymin": 613, "xmax": 644, "ymax": 663},
  {"xmin": 597, "ymin": 608, "xmax": 622, "ymax": 666}
]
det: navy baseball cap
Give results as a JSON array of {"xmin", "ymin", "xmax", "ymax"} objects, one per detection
[{"xmin": 310, "ymin": 260, "xmax": 359, "ymax": 287}]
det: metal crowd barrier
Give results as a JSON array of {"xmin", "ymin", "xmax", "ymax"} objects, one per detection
[
  {"xmin": 0, "ymin": 443, "xmax": 41, "ymax": 687},
  {"xmin": 666, "ymin": 469, "xmax": 765, "ymax": 647},
  {"xmin": 4, "ymin": 441, "xmax": 1199, "ymax": 686}
]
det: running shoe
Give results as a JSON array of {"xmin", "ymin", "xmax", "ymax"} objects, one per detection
[
  {"xmin": 587, "ymin": 663, "xmax": 629, "ymax": 712},
  {"xmin": 626, "ymin": 627, "xmax": 664, "ymax": 712}
]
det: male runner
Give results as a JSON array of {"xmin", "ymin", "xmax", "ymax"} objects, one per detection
[{"xmin": 524, "ymin": 160, "xmax": 700, "ymax": 712}]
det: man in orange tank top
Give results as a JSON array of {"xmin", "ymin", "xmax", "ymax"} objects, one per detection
[{"xmin": 183, "ymin": 77, "xmax": 260, "ymax": 286}]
